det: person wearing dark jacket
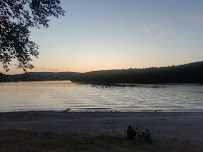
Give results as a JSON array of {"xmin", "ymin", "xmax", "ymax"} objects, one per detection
[
  {"xmin": 127, "ymin": 125, "xmax": 136, "ymax": 140},
  {"xmin": 142, "ymin": 129, "xmax": 151, "ymax": 142}
]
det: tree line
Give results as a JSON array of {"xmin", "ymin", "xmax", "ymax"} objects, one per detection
[
  {"xmin": 0, "ymin": 73, "xmax": 6, "ymax": 82},
  {"xmin": 71, "ymin": 61, "xmax": 203, "ymax": 84},
  {"xmin": 6, "ymin": 72, "xmax": 79, "ymax": 82}
]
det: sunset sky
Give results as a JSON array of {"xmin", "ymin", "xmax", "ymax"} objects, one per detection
[{"xmin": 1, "ymin": 0, "xmax": 203, "ymax": 74}]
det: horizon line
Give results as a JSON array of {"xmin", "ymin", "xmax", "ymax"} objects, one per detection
[{"xmin": 3, "ymin": 60, "xmax": 202, "ymax": 75}]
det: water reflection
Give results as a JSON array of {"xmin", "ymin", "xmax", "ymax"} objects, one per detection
[{"xmin": 0, "ymin": 81, "xmax": 203, "ymax": 112}]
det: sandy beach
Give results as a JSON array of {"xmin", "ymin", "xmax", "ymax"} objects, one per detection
[{"xmin": 0, "ymin": 111, "xmax": 202, "ymax": 143}]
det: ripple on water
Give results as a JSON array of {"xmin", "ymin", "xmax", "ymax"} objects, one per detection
[{"xmin": 0, "ymin": 81, "xmax": 203, "ymax": 112}]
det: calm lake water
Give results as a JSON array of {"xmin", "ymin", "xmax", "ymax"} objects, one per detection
[{"xmin": 0, "ymin": 81, "xmax": 203, "ymax": 112}]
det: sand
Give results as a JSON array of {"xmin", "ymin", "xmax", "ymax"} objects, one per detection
[{"xmin": 0, "ymin": 111, "xmax": 202, "ymax": 144}]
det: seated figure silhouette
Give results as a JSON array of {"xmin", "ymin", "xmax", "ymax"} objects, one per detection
[
  {"xmin": 142, "ymin": 129, "xmax": 151, "ymax": 142},
  {"xmin": 127, "ymin": 125, "xmax": 136, "ymax": 140}
]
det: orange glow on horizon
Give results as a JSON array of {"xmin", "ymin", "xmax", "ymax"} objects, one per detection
[{"xmin": 1, "ymin": 61, "xmax": 193, "ymax": 75}]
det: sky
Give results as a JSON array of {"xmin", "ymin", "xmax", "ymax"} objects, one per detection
[{"xmin": 1, "ymin": 0, "xmax": 203, "ymax": 74}]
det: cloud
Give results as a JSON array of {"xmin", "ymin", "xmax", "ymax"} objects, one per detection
[
  {"xmin": 142, "ymin": 24, "xmax": 160, "ymax": 34},
  {"xmin": 190, "ymin": 15, "xmax": 203, "ymax": 24},
  {"xmin": 156, "ymin": 32, "xmax": 165, "ymax": 39},
  {"xmin": 33, "ymin": 67, "xmax": 59, "ymax": 72},
  {"xmin": 9, "ymin": 64, "xmax": 59, "ymax": 72},
  {"xmin": 142, "ymin": 24, "xmax": 164, "ymax": 39},
  {"xmin": 8, "ymin": 62, "xmax": 59, "ymax": 72},
  {"xmin": 10, "ymin": 64, "xmax": 18, "ymax": 67},
  {"xmin": 143, "ymin": 25, "xmax": 150, "ymax": 33}
]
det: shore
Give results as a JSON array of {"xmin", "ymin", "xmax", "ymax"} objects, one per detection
[
  {"xmin": 0, "ymin": 111, "xmax": 202, "ymax": 143},
  {"xmin": 0, "ymin": 111, "xmax": 202, "ymax": 151}
]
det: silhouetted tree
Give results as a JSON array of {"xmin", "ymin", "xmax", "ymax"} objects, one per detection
[{"xmin": 0, "ymin": 0, "xmax": 65, "ymax": 72}]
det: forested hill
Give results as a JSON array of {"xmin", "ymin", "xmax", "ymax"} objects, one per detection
[
  {"xmin": 0, "ymin": 73, "xmax": 6, "ymax": 82},
  {"xmin": 7, "ymin": 72, "xmax": 79, "ymax": 82},
  {"xmin": 71, "ymin": 61, "xmax": 203, "ymax": 84}
]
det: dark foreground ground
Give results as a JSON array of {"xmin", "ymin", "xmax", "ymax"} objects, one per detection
[
  {"xmin": 0, "ymin": 130, "xmax": 202, "ymax": 152},
  {"xmin": 0, "ymin": 111, "xmax": 202, "ymax": 152}
]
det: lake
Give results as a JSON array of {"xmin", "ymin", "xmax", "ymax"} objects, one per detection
[{"xmin": 0, "ymin": 81, "xmax": 202, "ymax": 112}]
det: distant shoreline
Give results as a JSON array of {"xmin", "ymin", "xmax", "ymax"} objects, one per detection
[
  {"xmin": 1, "ymin": 80, "xmax": 203, "ymax": 85},
  {"xmin": 2, "ymin": 61, "xmax": 203, "ymax": 83},
  {"xmin": 1, "ymin": 109, "xmax": 203, "ymax": 113},
  {"xmin": 71, "ymin": 61, "xmax": 203, "ymax": 84}
]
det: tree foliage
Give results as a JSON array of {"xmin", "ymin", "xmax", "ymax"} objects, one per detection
[
  {"xmin": 0, "ymin": 0, "xmax": 65, "ymax": 72},
  {"xmin": 7, "ymin": 72, "xmax": 79, "ymax": 82},
  {"xmin": 0, "ymin": 72, "xmax": 6, "ymax": 81},
  {"xmin": 71, "ymin": 61, "xmax": 203, "ymax": 84}
]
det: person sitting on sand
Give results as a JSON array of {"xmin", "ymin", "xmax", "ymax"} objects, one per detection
[
  {"xmin": 142, "ymin": 129, "xmax": 151, "ymax": 142},
  {"xmin": 127, "ymin": 125, "xmax": 136, "ymax": 140}
]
